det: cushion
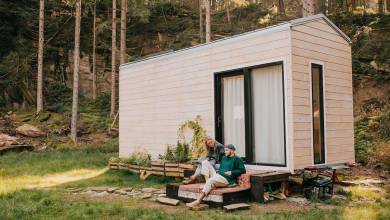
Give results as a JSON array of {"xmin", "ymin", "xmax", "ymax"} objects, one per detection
[{"xmin": 179, "ymin": 173, "xmax": 251, "ymax": 195}]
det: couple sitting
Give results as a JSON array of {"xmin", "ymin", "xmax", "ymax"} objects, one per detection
[{"xmin": 185, "ymin": 137, "xmax": 246, "ymax": 208}]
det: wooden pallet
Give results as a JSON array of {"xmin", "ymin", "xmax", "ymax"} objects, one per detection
[{"xmin": 108, "ymin": 161, "xmax": 195, "ymax": 180}]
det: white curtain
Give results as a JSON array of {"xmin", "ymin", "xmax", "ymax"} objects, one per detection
[
  {"xmin": 223, "ymin": 75, "xmax": 246, "ymax": 157},
  {"xmin": 252, "ymin": 65, "xmax": 285, "ymax": 165}
]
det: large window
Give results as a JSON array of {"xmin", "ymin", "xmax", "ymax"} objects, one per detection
[
  {"xmin": 311, "ymin": 64, "xmax": 325, "ymax": 164},
  {"xmin": 223, "ymin": 75, "xmax": 246, "ymax": 157},
  {"xmin": 252, "ymin": 65, "xmax": 285, "ymax": 165},
  {"xmin": 214, "ymin": 62, "xmax": 286, "ymax": 166}
]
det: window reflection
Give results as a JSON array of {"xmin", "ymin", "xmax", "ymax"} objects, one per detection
[{"xmin": 312, "ymin": 64, "xmax": 325, "ymax": 164}]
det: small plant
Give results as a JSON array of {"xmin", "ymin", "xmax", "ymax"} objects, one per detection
[
  {"xmin": 159, "ymin": 145, "xmax": 175, "ymax": 162},
  {"xmin": 174, "ymin": 141, "xmax": 190, "ymax": 163},
  {"xmin": 121, "ymin": 150, "xmax": 151, "ymax": 167},
  {"xmin": 109, "ymin": 156, "xmax": 120, "ymax": 163},
  {"xmin": 159, "ymin": 141, "xmax": 190, "ymax": 163}
]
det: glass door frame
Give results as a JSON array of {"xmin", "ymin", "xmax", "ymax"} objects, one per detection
[{"xmin": 214, "ymin": 61, "xmax": 287, "ymax": 166}]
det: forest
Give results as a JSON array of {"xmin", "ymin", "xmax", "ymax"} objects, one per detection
[{"xmin": 0, "ymin": 0, "xmax": 389, "ymax": 219}]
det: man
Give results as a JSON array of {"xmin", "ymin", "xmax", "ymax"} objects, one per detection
[
  {"xmin": 183, "ymin": 137, "xmax": 225, "ymax": 184},
  {"xmin": 186, "ymin": 144, "xmax": 246, "ymax": 208}
]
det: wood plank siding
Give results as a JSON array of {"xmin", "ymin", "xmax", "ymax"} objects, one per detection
[
  {"xmin": 291, "ymin": 20, "xmax": 354, "ymax": 169},
  {"xmin": 119, "ymin": 27, "xmax": 293, "ymax": 161}
]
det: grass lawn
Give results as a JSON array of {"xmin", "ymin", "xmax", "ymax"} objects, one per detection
[{"xmin": 0, "ymin": 148, "xmax": 389, "ymax": 220}]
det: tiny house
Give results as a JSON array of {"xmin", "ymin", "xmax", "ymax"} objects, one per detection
[{"xmin": 119, "ymin": 14, "xmax": 355, "ymax": 172}]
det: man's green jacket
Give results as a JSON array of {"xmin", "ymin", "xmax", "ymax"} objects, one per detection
[{"xmin": 218, "ymin": 155, "xmax": 246, "ymax": 185}]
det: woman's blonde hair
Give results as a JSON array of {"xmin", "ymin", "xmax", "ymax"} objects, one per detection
[{"xmin": 204, "ymin": 136, "xmax": 214, "ymax": 149}]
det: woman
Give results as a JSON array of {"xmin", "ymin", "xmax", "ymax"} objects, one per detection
[{"xmin": 183, "ymin": 137, "xmax": 225, "ymax": 184}]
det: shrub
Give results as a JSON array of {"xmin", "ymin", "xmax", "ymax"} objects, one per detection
[
  {"xmin": 354, "ymin": 116, "xmax": 375, "ymax": 164},
  {"xmin": 109, "ymin": 156, "xmax": 120, "ymax": 163},
  {"xmin": 121, "ymin": 151, "xmax": 151, "ymax": 167},
  {"xmin": 44, "ymin": 82, "xmax": 72, "ymax": 112},
  {"xmin": 159, "ymin": 141, "xmax": 190, "ymax": 163},
  {"xmin": 377, "ymin": 111, "xmax": 390, "ymax": 140},
  {"xmin": 91, "ymin": 93, "xmax": 111, "ymax": 114},
  {"xmin": 158, "ymin": 145, "xmax": 175, "ymax": 162}
]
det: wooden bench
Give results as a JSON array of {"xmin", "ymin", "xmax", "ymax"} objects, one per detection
[{"xmin": 250, "ymin": 171, "xmax": 291, "ymax": 203}]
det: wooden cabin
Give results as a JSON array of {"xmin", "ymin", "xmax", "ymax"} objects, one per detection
[{"xmin": 119, "ymin": 14, "xmax": 355, "ymax": 173}]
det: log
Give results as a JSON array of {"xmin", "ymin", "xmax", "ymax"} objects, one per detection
[{"xmin": 156, "ymin": 197, "xmax": 180, "ymax": 206}]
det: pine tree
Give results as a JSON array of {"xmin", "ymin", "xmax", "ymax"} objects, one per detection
[
  {"xmin": 71, "ymin": 0, "xmax": 82, "ymax": 143},
  {"xmin": 120, "ymin": 0, "xmax": 127, "ymax": 64},
  {"xmin": 110, "ymin": 0, "xmax": 117, "ymax": 118},
  {"xmin": 205, "ymin": 0, "xmax": 211, "ymax": 43},
  {"xmin": 92, "ymin": 0, "xmax": 97, "ymax": 100},
  {"xmin": 37, "ymin": 0, "xmax": 45, "ymax": 113},
  {"xmin": 198, "ymin": 0, "xmax": 204, "ymax": 43}
]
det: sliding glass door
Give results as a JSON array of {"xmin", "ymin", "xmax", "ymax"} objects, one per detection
[{"xmin": 214, "ymin": 62, "xmax": 286, "ymax": 166}]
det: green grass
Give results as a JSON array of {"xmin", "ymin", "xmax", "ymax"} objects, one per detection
[
  {"xmin": 0, "ymin": 149, "xmax": 113, "ymax": 178},
  {"xmin": 1, "ymin": 148, "xmax": 389, "ymax": 220},
  {"xmin": 0, "ymin": 189, "xmax": 343, "ymax": 220}
]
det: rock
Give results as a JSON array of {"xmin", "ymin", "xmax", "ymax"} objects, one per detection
[
  {"xmin": 333, "ymin": 194, "xmax": 347, "ymax": 200},
  {"xmin": 154, "ymin": 189, "xmax": 166, "ymax": 195},
  {"xmin": 127, "ymin": 191, "xmax": 141, "ymax": 197},
  {"xmin": 223, "ymin": 203, "xmax": 251, "ymax": 211},
  {"xmin": 0, "ymin": 134, "xmax": 19, "ymax": 147},
  {"xmin": 286, "ymin": 196, "xmax": 310, "ymax": 205},
  {"xmin": 95, "ymin": 191, "xmax": 110, "ymax": 197},
  {"xmin": 115, "ymin": 190, "xmax": 128, "ymax": 195},
  {"xmin": 67, "ymin": 188, "xmax": 83, "ymax": 193},
  {"xmin": 122, "ymin": 187, "xmax": 133, "ymax": 192},
  {"xmin": 80, "ymin": 190, "xmax": 94, "ymax": 195},
  {"xmin": 156, "ymin": 197, "xmax": 180, "ymax": 206},
  {"xmin": 107, "ymin": 187, "xmax": 119, "ymax": 193},
  {"xmin": 142, "ymin": 187, "xmax": 158, "ymax": 193},
  {"xmin": 89, "ymin": 186, "xmax": 109, "ymax": 192},
  {"xmin": 140, "ymin": 193, "xmax": 152, "ymax": 199},
  {"xmin": 15, "ymin": 124, "xmax": 45, "ymax": 137}
]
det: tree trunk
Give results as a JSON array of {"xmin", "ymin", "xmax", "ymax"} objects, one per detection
[
  {"xmin": 205, "ymin": 0, "xmax": 211, "ymax": 43},
  {"xmin": 37, "ymin": 0, "xmax": 44, "ymax": 113},
  {"xmin": 378, "ymin": 0, "xmax": 384, "ymax": 13},
  {"xmin": 302, "ymin": 0, "xmax": 315, "ymax": 16},
  {"xmin": 92, "ymin": 0, "xmax": 97, "ymax": 100},
  {"xmin": 279, "ymin": 0, "xmax": 285, "ymax": 15},
  {"xmin": 199, "ymin": 0, "xmax": 204, "ymax": 43},
  {"xmin": 111, "ymin": 0, "xmax": 117, "ymax": 118},
  {"xmin": 120, "ymin": 0, "xmax": 127, "ymax": 64},
  {"xmin": 71, "ymin": 0, "xmax": 82, "ymax": 143},
  {"xmin": 226, "ymin": 0, "xmax": 231, "ymax": 24}
]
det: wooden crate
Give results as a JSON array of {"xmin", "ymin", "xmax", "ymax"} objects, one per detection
[{"xmin": 108, "ymin": 161, "xmax": 194, "ymax": 179}]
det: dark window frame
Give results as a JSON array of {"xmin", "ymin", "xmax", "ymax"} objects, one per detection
[
  {"xmin": 214, "ymin": 61, "xmax": 287, "ymax": 167},
  {"xmin": 311, "ymin": 63, "xmax": 326, "ymax": 165}
]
